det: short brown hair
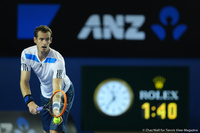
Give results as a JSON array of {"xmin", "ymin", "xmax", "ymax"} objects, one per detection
[{"xmin": 34, "ymin": 25, "xmax": 52, "ymax": 38}]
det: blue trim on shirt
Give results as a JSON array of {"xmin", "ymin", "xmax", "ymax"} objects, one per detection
[
  {"xmin": 44, "ymin": 58, "xmax": 57, "ymax": 63},
  {"xmin": 25, "ymin": 54, "xmax": 57, "ymax": 63},
  {"xmin": 25, "ymin": 54, "xmax": 39, "ymax": 62}
]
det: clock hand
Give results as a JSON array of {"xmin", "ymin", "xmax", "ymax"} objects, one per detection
[{"xmin": 106, "ymin": 90, "xmax": 115, "ymax": 109}]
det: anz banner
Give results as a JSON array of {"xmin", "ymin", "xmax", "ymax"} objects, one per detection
[{"xmin": 1, "ymin": 0, "xmax": 199, "ymax": 57}]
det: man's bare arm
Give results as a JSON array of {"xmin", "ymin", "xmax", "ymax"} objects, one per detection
[
  {"xmin": 20, "ymin": 71, "xmax": 39, "ymax": 115},
  {"xmin": 52, "ymin": 78, "xmax": 63, "ymax": 93},
  {"xmin": 20, "ymin": 71, "xmax": 31, "ymax": 97}
]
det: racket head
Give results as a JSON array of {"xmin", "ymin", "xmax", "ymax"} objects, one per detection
[{"xmin": 49, "ymin": 90, "xmax": 67, "ymax": 117}]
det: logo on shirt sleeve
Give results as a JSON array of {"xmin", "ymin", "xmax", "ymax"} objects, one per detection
[
  {"xmin": 21, "ymin": 63, "xmax": 29, "ymax": 71},
  {"xmin": 56, "ymin": 70, "xmax": 63, "ymax": 78}
]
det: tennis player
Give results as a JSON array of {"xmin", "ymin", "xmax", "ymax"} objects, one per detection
[{"xmin": 20, "ymin": 25, "xmax": 75, "ymax": 133}]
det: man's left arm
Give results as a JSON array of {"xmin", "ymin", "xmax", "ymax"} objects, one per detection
[
  {"xmin": 53, "ymin": 56, "xmax": 65, "ymax": 92},
  {"xmin": 52, "ymin": 78, "xmax": 63, "ymax": 118},
  {"xmin": 52, "ymin": 58, "xmax": 65, "ymax": 115},
  {"xmin": 52, "ymin": 78, "xmax": 63, "ymax": 93}
]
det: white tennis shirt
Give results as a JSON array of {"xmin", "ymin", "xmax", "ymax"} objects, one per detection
[{"xmin": 21, "ymin": 45, "xmax": 71, "ymax": 98}]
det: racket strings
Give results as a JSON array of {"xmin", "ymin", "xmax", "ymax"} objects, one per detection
[{"xmin": 50, "ymin": 92, "xmax": 66, "ymax": 117}]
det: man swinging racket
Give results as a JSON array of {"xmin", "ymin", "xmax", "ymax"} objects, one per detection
[{"xmin": 20, "ymin": 25, "xmax": 75, "ymax": 133}]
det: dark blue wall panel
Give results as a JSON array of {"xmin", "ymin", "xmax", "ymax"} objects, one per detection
[{"xmin": 0, "ymin": 57, "xmax": 199, "ymax": 132}]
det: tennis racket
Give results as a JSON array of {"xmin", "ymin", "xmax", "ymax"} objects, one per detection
[{"xmin": 37, "ymin": 90, "xmax": 67, "ymax": 118}]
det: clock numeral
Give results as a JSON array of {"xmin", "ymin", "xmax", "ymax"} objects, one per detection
[
  {"xmin": 141, "ymin": 102, "xmax": 177, "ymax": 120},
  {"xmin": 168, "ymin": 103, "xmax": 177, "ymax": 119},
  {"xmin": 157, "ymin": 103, "xmax": 166, "ymax": 119},
  {"xmin": 141, "ymin": 102, "xmax": 150, "ymax": 119}
]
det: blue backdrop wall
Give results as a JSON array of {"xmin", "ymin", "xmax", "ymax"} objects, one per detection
[{"xmin": 0, "ymin": 57, "xmax": 199, "ymax": 132}]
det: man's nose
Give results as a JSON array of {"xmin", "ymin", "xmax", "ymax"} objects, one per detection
[{"xmin": 43, "ymin": 40, "xmax": 47, "ymax": 44}]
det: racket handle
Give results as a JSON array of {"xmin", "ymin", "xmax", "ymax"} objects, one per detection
[{"xmin": 37, "ymin": 106, "xmax": 43, "ymax": 111}]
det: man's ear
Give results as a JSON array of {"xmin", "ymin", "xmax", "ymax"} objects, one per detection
[{"xmin": 33, "ymin": 37, "xmax": 36, "ymax": 43}]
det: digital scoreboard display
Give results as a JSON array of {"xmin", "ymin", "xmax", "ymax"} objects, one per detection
[{"xmin": 81, "ymin": 66, "xmax": 189, "ymax": 131}]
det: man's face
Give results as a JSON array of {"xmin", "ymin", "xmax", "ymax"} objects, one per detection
[{"xmin": 34, "ymin": 31, "xmax": 52, "ymax": 53}]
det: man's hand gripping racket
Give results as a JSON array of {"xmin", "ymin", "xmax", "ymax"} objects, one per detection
[{"xmin": 37, "ymin": 90, "xmax": 67, "ymax": 125}]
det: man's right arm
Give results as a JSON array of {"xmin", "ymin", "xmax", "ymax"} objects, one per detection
[
  {"xmin": 20, "ymin": 71, "xmax": 39, "ymax": 115},
  {"xmin": 20, "ymin": 71, "xmax": 31, "ymax": 96}
]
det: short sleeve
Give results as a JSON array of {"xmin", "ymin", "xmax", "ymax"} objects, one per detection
[
  {"xmin": 53, "ymin": 59, "xmax": 65, "ymax": 79},
  {"xmin": 21, "ymin": 50, "xmax": 31, "ymax": 71}
]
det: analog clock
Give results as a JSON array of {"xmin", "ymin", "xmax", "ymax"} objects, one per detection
[{"xmin": 94, "ymin": 78, "xmax": 134, "ymax": 117}]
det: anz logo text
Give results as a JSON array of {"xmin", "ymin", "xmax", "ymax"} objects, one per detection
[
  {"xmin": 77, "ymin": 14, "xmax": 145, "ymax": 40},
  {"xmin": 77, "ymin": 6, "xmax": 187, "ymax": 41}
]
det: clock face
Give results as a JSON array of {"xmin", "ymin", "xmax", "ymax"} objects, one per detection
[{"xmin": 94, "ymin": 78, "xmax": 134, "ymax": 117}]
